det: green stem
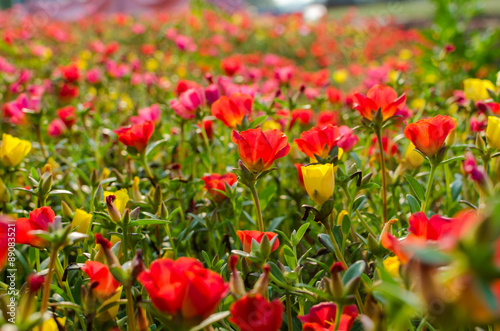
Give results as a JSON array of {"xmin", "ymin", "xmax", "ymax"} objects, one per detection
[
  {"xmin": 325, "ymin": 226, "xmax": 346, "ymax": 266},
  {"xmin": 286, "ymin": 292, "xmax": 293, "ymax": 331},
  {"xmin": 421, "ymin": 164, "xmax": 438, "ymax": 213},
  {"xmin": 355, "ymin": 209, "xmax": 376, "ymax": 238},
  {"xmin": 125, "ymin": 286, "xmax": 137, "ymax": 331},
  {"xmin": 122, "ymin": 222, "xmax": 130, "ymax": 261},
  {"xmin": 200, "ymin": 124, "xmax": 213, "ymax": 173},
  {"xmin": 35, "ymin": 124, "xmax": 47, "ymax": 159},
  {"xmin": 40, "ymin": 246, "xmax": 59, "ymax": 328},
  {"xmin": 375, "ymin": 129, "xmax": 388, "ymax": 223},
  {"xmin": 141, "ymin": 150, "xmax": 154, "ymax": 184},
  {"xmin": 334, "ymin": 303, "xmax": 344, "ymax": 330},
  {"xmin": 249, "ymin": 183, "xmax": 264, "ymax": 232},
  {"xmin": 165, "ymin": 222, "xmax": 177, "ymax": 258}
]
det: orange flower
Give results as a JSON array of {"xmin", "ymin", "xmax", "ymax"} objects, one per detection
[
  {"xmin": 138, "ymin": 257, "xmax": 228, "ymax": 321},
  {"xmin": 404, "ymin": 115, "xmax": 456, "ymax": 157},
  {"xmin": 114, "ymin": 120, "xmax": 155, "ymax": 153},
  {"xmin": 295, "ymin": 124, "xmax": 340, "ymax": 161},
  {"xmin": 81, "ymin": 261, "xmax": 120, "ymax": 301},
  {"xmin": 352, "ymin": 84, "xmax": 406, "ymax": 121},
  {"xmin": 231, "ymin": 128, "xmax": 290, "ymax": 173},
  {"xmin": 236, "ymin": 230, "xmax": 279, "ymax": 253},
  {"xmin": 211, "ymin": 93, "xmax": 253, "ymax": 128},
  {"xmin": 201, "ymin": 173, "xmax": 238, "ymax": 202}
]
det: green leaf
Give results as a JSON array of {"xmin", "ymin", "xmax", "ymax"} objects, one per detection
[
  {"xmin": 404, "ymin": 175, "xmax": 425, "ymax": 201},
  {"xmin": 267, "ymin": 261, "xmax": 287, "ymax": 285},
  {"xmin": 294, "ymin": 223, "xmax": 310, "ymax": 245},
  {"xmin": 146, "ymin": 138, "xmax": 169, "ymax": 157},
  {"xmin": 128, "ymin": 219, "xmax": 169, "ymax": 227},
  {"xmin": 352, "ymin": 195, "xmax": 367, "ymax": 211},
  {"xmin": 407, "ymin": 194, "xmax": 421, "ymax": 214},
  {"xmin": 342, "ymin": 260, "xmax": 366, "ymax": 284},
  {"xmin": 341, "ymin": 214, "xmax": 351, "ymax": 235},
  {"xmin": 48, "ymin": 189, "xmax": 73, "ymax": 196},
  {"xmin": 189, "ymin": 311, "xmax": 231, "ymax": 331},
  {"xmin": 318, "ymin": 233, "xmax": 335, "ymax": 253},
  {"xmin": 259, "ymin": 185, "xmax": 277, "ymax": 211},
  {"xmin": 283, "ymin": 245, "xmax": 297, "ymax": 269},
  {"xmin": 249, "ymin": 115, "xmax": 268, "ymax": 128},
  {"xmin": 441, "ymin": 156, "xmax": 465, "ymax": 165}
]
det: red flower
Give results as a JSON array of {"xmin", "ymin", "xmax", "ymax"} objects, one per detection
[
  {"xmin": 114, "ymin": 120, "xmax": 155, "ymax": 153},
  {"xmin": 138, "ymin": 257, "xmax": 228, "ymax": 321},
  {"xmin": 317, "ymin": 111, "xmax": 339, "ymax": 126},
  {"xmin": 231, "ymin": 128, "xmax": 290, "ymax": 173},
  {"xmin": 16, "ymin": 207, "xmax": 55, "ymax": 248},
  {"xmin": 57, "ymin": 106, "xmax": 77, "ymax": 128},
  {"xmin": 298, "ymin": 302, "xmax": 358, "ymax": 331},
  {"xmin": 338, "ymin": 126, "xmax": 359, "ymax": 152},
  {"xmin": 0, "ymin": 216, "xmax": 14, "ymax": 271},
  {"xmin": 352, "ymin": 84, "xmax": 406, "ymax": 121},
  {"xmin": 81, "ymin": 261, "xmax": 120, "ymax": 300},
  {"xmin": 294, "ymin": 163, "xmax": 305, "ymax": 190},
  {"xmin": 229, "ymin": 294, "xmax": 283, "ymax": 331},
  {"xmin": 326, "ymin": 87, "xmax": 344, "ymax": 104},
  {"xmin": 295, "ymin": 124, "xmax": 340, "ymax": 161},
  {"xmin": 59, "ymin": 83, "xmax": 79, "ymax": 100},
  {"xmin": 236, "ymin": 230, "xmax": 279, "ymax": 253},
  {"xmin": 60, "ymin": 64, "xmax": 80, "ymax": 83},
  {"xmin": 202, "ymin": 173, "xmax": 238, "ymax": 202},
  {"xmin": 211, "ymin": 93, "xmax": 253, "ymax": 128},
  {"xmin": 221, "ymin": 57, "xmax": 242, "ymax": 76},
  {"xmin": 404, "ymin": 115, "xmax": 456, "ymax": 157},
  {"xmin": 290, "ymin": 109, "xmax": 314, "ymax": 129}
]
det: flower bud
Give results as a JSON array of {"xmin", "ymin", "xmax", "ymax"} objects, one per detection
[
  {"xmin": 476, "ymin": 132, "xmax": 486, "ymax": 151},
  {"xmin": 0, "ymin": 178, "xmax": 10, "ymax": 203},
  {"xmin": 61, "ymin": 200, "xmax": 74, "ymax": 218},
  {"xmin": 106, "ymin": 195, "xmax": 122, "ymax": 223},
  {"xmin": 229, "ymin": 255, "xmax": 246, "ymax": 298},
  {"xmin": 253, "ymin": 264, "xmax": 271, "ymax": 297},
  {"xmin": 28, "ymin": 274, "xmax": 45, "ymax": 293},
  {"xmin": 328, "ymin": 262, "xmax": 345, "ymax": 299}
]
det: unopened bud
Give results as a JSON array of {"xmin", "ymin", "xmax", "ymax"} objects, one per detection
[
  {"xmin": 229, "ymin": 255, "xmax": 246, "ymax": 298},
  {"xmin": 106, "ymin": 195, "xmax": 122, "ymax": 223},
  {"xmin": 253, "ymin": 264, "xmax": 271, "ymax": 296},
  {"xmin": 0, "ymin": 178, "xmax": 10, "ymax": 203},
  {"xmin": 61, "ymin": 200, "xmax": 74, "ymax": 218}
]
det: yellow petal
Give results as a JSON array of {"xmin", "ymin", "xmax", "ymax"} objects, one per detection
[
  {"xmin": 104, "ymin": 189, "xmax": 130, "ymax": 213},
  {"xmin": 72, "ymin": 209, "xmax": 92, "ymax": 234}
]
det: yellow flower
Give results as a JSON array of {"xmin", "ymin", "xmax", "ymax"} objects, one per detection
[
  {"xmin": 104, "ymin": 189, "xmax": 130, "ymax": 213},
  {"xmin": 301, "ymin": 163, "xmax": 335, "ymax": 205},
  {"xmin": 332, "ymin": 69, "xmax": 348, "ymax": 84},
  {"xmin": 383, "ymin": 256, "xmax": 400, "ymax": 277},
  {"xmin": 410, "ymin": 98, "xmax": 425, "ymax": 110},
  {"xmin": 34, "ymin": 317, "xmax": 66, "ymax": 331},
  {"xmin": 262, "ymin": 120, "xmax": 282, "ymax": 131},
  {"xmin": 146, "ymin": 58, "xmax": 159, "ymax": 72},
  {"xmin": 72, "ymin": 209, "xmax": 92, "ymax": 234},
  {"xmin": 0, "ymin": 134, "xmax": 31, "ymax": 167},
  {"xmin": 96, "ymin": 286, "xmax": 123, "ymax": 322},
  {"xmin": 424, "ymin": 73, "xmax": 437, "ymax": 84},
  {"xmin": 497, "ymin": 71, "xmax": 500, "ymax": 88},
  {"xmin": 463, "ymin": 78, "xmax": 496, "ymax": 102},
  {"xmin": 405, "ymin": 143, "xmax": 424, "ymax": 169},
  {"xmin": 486, "ymin": 116, "xmax": 500, "ymax": 150},
  {"xmin": 398, "ymin": 49, "xmax": 412, "ymax": 60}
]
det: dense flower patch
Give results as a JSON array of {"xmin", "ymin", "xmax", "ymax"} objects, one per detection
[{"xmin": 1, "ymin": 3, "xmax": 500, "ymax": 331}]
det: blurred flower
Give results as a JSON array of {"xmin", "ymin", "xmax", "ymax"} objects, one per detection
[
  {"xmin": 0, "ymin": 216, "xmax": 13, "ymax": 271},
  {"xmin": 338, "ymin": 125, "xmax": 359, "ymax": 153},
  {"xmin": 0, "ymin": 133, "xmax": 31, "ymax": 167},
  {"xmin": 290, "ymin": 109, "xmax": 313, "ymax": 129},
  {"xmin": 236, "ymin": 230, "xmax": 279, "ymax": 253},
  {"xmin": 229, "ymin": 294, "xmax": 283, "ymax": 331},
  {"xmin": 114, "ymin": 120, "xmax": 155, "ymax": 153},
  {"xmin": 81, "ymin": 261, "xmax": 120, "ymax": 301},
  {"xmin": 231, "ymin": 128, "xmax": 290, "ymax": 173},
  {"xmin": 301, "ymin": 163, "xmax": 335, "ymax": 205},
  {"xmin": 404, "ymin": 115, "xmax": 456, "ymax": 157},
  {"xmin": 60, "ymin": 63, "xmax": 80, "ymax": 83},
  {"xmin": 353, "ymin": 84, "xmax": 406, "ymax": 121},
  {"xmin": 48, "ymin": 118, "xmax": 67, "ymax": 137},
  {"xmin": 405, "ymin": 142, "xmax": 424, "ymax": 169},
  {"xmin": 486, "ymin": 116, "xmax": 500, "ymax": 150},
  {"xmin": 131, "ymin": 104, "xmax": 161, "ymax": 125},
  {"xmin": 138, "ymin": 257, "xmax": 228, "ymax": 321},
  {"xmin": 464, "ymin": 78, "xmax": 495, "ymax": 102},
  {"xmin": 57, "ymin": 106, "xmax": 77, "ymax": 128},
  {"xmin": 201, "ymin": 173, "xmax": 237, "ymax": 202},
  {"xmin": 383, "ymin": 256, "xmax": 400, "ymax": 278},
  {"xmin": 298, "ymin": 302, "xmax": 358, "ymax": 331},
  {"xmin": 16, "ymin": 207, "xmax": 55, "ymax": 248},
  {"xmin": 72, "ymin": 209, "xmax": 92, "ymax": 234}
]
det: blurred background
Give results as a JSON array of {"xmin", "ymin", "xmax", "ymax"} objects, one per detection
[{"xmin": 0, "ymin": 0, "xmax": 499, "ymax": 26}]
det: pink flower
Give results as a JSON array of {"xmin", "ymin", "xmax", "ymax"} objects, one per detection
[
  {"xmin": 131, "ymin": 104, "xmax": 161, "ymax": 124},
  {"xmin": 338, "ymin": 125, "xmax": 359, "ymax": 152},
  {"xmin": 48, "ymin": 118, "xmax": 67, "ymax": 137},
  {"xmin": 86, "ymin": 68, "xmax": 102, "ymax": 84},
  {"xmin": 274, "ymin": 66, "xmax": 294, "ymax": 83}
]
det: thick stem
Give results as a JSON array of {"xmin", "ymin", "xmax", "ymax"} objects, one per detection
[
  {"xmin": 40, "ymin": 247, "xmax": 59, "ymax": 331},
  {"xmin": 286, "ymin": 292, "xmax": 293, "ymax": 331},
  {"xmin": 375, "ymin": 129, "xmax": 388, "ymax": 223},
  {"xmin": 334, "ymin": 303, "xmax": 344, "ymax": 330},
  {"xmin": 249, "ymin": 184, "xmax": 264, "ymax": 232},
  {"xmin": 421, "ymin": 164, "xmax": 437, "ymax": 213},
  {"xmin": 125, "ymin": 286, "xmax": 137, "ymax": 331}
]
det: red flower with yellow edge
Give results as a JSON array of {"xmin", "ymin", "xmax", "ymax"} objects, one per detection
[
  {"xmin": 138, "ymin": 257, "xmax": 228, "ymax": 322},
  {"xmin": 236, "ymin": 230, "xmax": 279, "ymax": 253},
  {"xmin": 298, "ymin": 302, "xmax": 358, "ymax": 331},
  {"xmin": 81, "ymin": 261, "xmax": 120, "ymax": 301},
  {"xmin": 295, "ymin": 124, "xmax": 340, "ymax": 161},
  {"xmin": 201, "ymin": 173, "xmax": 237, "ymax": 202},
  {"xmin": 114, "ymin": 120, "xmax": 155, "ymax": 153},
  {"xmin": 16, "ymin": 207, "xmax": 55, "ymax": 248},
  {"xmin": 404, "ymin": 115, "xmax": 456, "ymax": 157},
  {"xmin": 352, "ymin": 84, "xmax": 406, "ymax": 121},
  {"xmin": 231, "ymin": 128, "xmax": 290, "ymax": 173},
  {"xmin": 211, "ymin": 93, "xmax": 253, "ymax": 128},
  {"xmin": 229, "ymin": 293, "xmax": 283, "ymax": 331}
]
